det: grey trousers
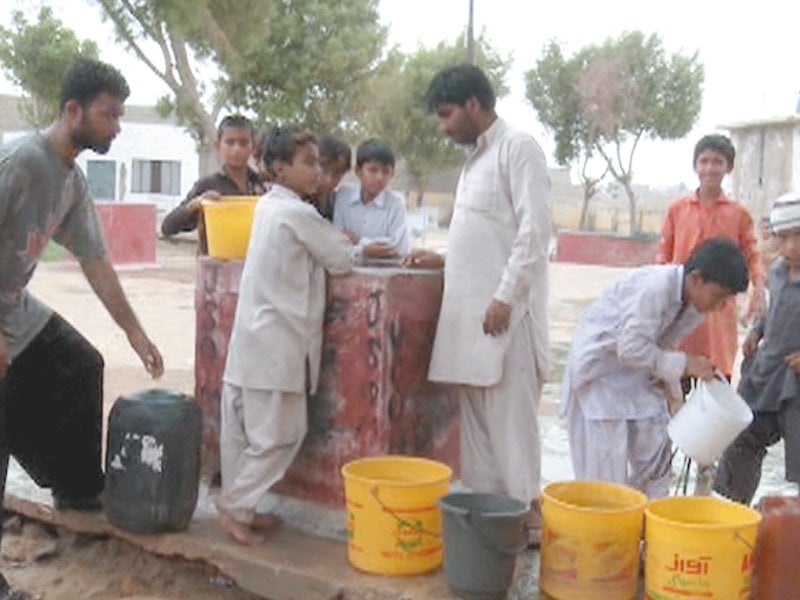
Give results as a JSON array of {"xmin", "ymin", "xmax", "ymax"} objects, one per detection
[{"xmin": 714, "ymin": 401, "xmax": 800, "ymax": 505}]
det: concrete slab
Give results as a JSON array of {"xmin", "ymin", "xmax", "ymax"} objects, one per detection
[{"xmin": 3, "ymin": 491, "xmax": 546, "ymax": 600}]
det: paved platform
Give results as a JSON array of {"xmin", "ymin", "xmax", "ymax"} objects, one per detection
[{"xmin": 4, "ymin": 463, "xmax": 545, "ymax": 600}]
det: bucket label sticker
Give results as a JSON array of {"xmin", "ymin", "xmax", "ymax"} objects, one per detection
[
  {"xmin": 394, "ymin": 518, "xmax": 424, "ymax": 553},
  {"xmin": 646, "ymin": 550, "xmax": 754, "ymax": 600}
]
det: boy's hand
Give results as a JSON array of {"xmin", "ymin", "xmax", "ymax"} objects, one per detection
[
  {"xmin": 786, "ymin": 351, "xmax": 800, "ymax": 375},
  {"xmin": 188, "ymin": 190, "xmax": 221, "ymax": 213},
  {"xmin": 343, "ymin": 229, "xmax": 360, "ymax": 244},
  {"xmin": 483, "ymin": 299, "xmax": 511, "ymax": 337},
  {"xmin": 684, "ymin": 355, "xmax": 715, "ymax": 380},
  {"xmin": 742, "ymin": 330, "xmax": 761, "ymax": 358},
  {"xmin": 363, "ymin": 243, "xmax": 397, "ymax": 258},
  {"xmin": 403, "ymin": 249, "xmax": 444, "ymax": 270}
]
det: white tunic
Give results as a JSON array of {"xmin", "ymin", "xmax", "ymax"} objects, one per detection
[
  {"xmin": 223, "ymin": 184, "xmax": 353, "ymax": 393},
  {"xmin": 561, "ymin": 265, "xmax": 704, "ymax": 420},
  {"xmin": 428, "ymin": 118, "xmax": 551, "ymax": 386}
]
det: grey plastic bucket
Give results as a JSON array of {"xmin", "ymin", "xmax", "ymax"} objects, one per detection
[{"xmin": 439, "ymin": 492, "xmax": 529, "ymax": 600}]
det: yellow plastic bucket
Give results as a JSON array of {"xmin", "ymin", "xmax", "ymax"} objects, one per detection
[
  {"xmin": 645, "ymin": 496, "xmax": 761, "ymax": 600},
  {"xmin": 341, "ymin": 455, "xmax": 452, "ymax": 575},
  {"xmin": 540, "ymin": 481, "xmax": 648, "ymax": 600},
  {"xmin": 202, "ymin": 196, "xmax": 257, "ymax": 259}
]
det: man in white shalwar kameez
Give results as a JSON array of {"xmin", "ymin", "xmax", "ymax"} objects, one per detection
[
  {"xmin": 405, "ymin": 65, "xmax": 551, "ymax": 543},
  {"xmin": 560, "ymin": 238, "xmax": 750, "ymax": 498}
]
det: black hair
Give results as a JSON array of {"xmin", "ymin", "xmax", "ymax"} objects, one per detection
[
  {"xmin": 261, "ymin": 125, "xmax": 316, "ymax": 178},
  {"xmin": 217, "ymin": 114, "xmax": 255, "ymax": 141},
  {"xmin": 355, "ymin": 138, "xmax": 395, "ymax": 168},
  {"xmin": 425, "ymin": 64, "xmax": 496, "ymax": 113},
  {"xmin": 319, "ymin": 135, "xmax": 352, "ymax": 171},
  {"xmin": 684, "ymin": 237, "xmax": 749, "ymax": 293},
  {"xmin": 59, "ymin": 57, "xmax": 129, "ymax": 111},
  {"xmin": 693, "ymin": 134, "xmax": 735, "ymax": 169}
]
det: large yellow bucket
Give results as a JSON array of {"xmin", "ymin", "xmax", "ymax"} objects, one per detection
[
  {"xmin": 341, "ymin": 455, "xmax": 451, "ymax": 575},
  {"xmin": 202, "ymin": 196, "xmax": 257, "ymax": 259},
  {"xmin": 540, "ymin": 481, "xmax": 648, "ymax": 600},
  {"xmin": 645, "ymin": 496, "xmax": 761, "ymax": 600}
]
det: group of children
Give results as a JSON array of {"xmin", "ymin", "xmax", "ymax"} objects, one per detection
[
  {"xmin": 563, "ymin": 135, "xmax": 800, "ymax": 507},
  {"xmin": 166, "ymin": 114, "xmax": 800, "ymax": 544},
  {"xmin": 161, "ymin": 115, "xmax": 411, "ymax": 260}
]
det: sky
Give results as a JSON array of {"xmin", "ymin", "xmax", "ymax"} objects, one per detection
[{"xmin": 1, "ymin": 0, "xmax": 798, "ymax": 187}]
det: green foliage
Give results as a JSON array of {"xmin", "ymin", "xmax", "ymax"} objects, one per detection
[
  {"xmin": 229, "ymin": 0, "xmax": 387, "ymax": 136},
  {"xmin": 0, "ymin": 7, "xmax": 99, "ymax": 126},
  {"xmin": 524, "ymin": 31, "xmax": 704, "ymax": 233},
  {"xmin": 364, "ymin": 33, "xmax": 510, "ymax": 198}
]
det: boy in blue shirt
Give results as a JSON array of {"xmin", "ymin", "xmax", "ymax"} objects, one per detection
[
  {"xmin": 715, "ymin": 192, "xmax": 800, "ymax": 504},
  {"xmin": 333, "ymin": 139, "xmax": 410, "ymax": 259}
]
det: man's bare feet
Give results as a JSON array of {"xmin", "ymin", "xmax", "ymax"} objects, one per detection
[
  {"xmin": 252, "ymin": 512, "xmax": 283, "ymax": 531},
  {"xmin": 217, "ymin": 506, "xmax": 264, "ymax": 545}
]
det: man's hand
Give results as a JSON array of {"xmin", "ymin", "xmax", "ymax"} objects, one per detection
[
  {"xmin": 684, "ymin": 354, "xmax": 716, "ymax": 380},
  {"xmin": 0, "ymin": 331, "xmax": 9, "ymax": 379},
  {"xmin": 786, "ymin": 351, "xmax": 800, "ymax": 376},
  {"xmin": 363, "ymin": 243, "xmax": 397, "ymax": 258},
  {"xmin": 127, "ymin": 328, "xmax": 164, "ymax": 379},
  {"xmin": 483, "ymin": 299, "xmax": 511, "ymax": 337},
  {"xmin": 742, "ymin": 330, "xmax": 761, "ymax": 358},
  {"xmin": 402, "ymin": 249, "xmax": 444, "ymax": 270}
]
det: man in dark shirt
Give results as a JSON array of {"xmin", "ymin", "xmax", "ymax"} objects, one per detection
[{"xmin": 160, "ymin": 115, "xmax": 267, "ymax": 253}]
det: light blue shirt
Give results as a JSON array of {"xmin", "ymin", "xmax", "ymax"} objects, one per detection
[{"xmin": 332, "ymin": 185, "xmax": 411, "ymax": 256}]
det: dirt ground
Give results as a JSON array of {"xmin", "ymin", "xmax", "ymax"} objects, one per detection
[{"xmin": 2, "ymin": 239, "xmax": 263, "ymax": 600}]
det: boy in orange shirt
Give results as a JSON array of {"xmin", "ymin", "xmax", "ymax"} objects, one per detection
[{"xmin": 657, "ymin": 134, "xmax": 765, "ymax": 380}]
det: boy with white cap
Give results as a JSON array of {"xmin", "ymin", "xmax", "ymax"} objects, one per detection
[{"xmin": 715, "ymin": 191, "xmax": 800, "ymax": 504}]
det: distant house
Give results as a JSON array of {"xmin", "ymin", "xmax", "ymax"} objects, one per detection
[
  {"xmin": 0, "ymin": 94, "xmax": 198, "ymax": 216},
  {"xmin": 723, "ymin": 115, "xmax": 800, "ymax": 219}
]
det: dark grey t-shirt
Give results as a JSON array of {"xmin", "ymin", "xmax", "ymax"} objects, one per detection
[{"xmin": 0, "ymin": 133, "xmax": 106, "ymax": 359}]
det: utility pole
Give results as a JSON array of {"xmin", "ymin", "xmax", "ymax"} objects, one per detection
[{"xmin": 466, "ymin": 0, "xmax": 475, "ymax": 65}]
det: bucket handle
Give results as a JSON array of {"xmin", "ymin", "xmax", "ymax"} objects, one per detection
[
  {"xmin": 450, "ymin": 506, "xmax": 528, "ymax": 556},
  {"xmin": 734, "ymin": 531, "xmax": 755, "ymax": 551},
  {"xmin": 369, "ymin": 485, "xmax": 441, "ymax": 538}
]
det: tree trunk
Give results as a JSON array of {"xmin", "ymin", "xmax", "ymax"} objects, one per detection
[
  {"xmin": 415, "ymin": 189, "xmax": 424, "ymax": 209},
  {"xmin": 579, "ymin": 188, "xmax": 592, "ymax": 230},
  {"xmin": 198, "ymin": 138, "xmax": 219, "ymax": 178},
  {"xmin": 623, "ymin": 181, "xmax": 638, "ymax": 235}
]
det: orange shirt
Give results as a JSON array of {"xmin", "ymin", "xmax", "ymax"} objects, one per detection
[{"xmin": 657, "ymin": 193, "xmax": 764, "ymax": 376}]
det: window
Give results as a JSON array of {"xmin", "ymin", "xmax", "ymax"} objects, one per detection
[
  {"xmin": 131, "ymin": 159, "xmax": 181, "ymax": 195},
  {"xmin": 86, "ymin": 160, "xmax": 117, "ymax": 201}
]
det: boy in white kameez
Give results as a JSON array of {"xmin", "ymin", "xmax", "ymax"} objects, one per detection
[
  {"xmin": 561, "ymin": 238, "xmax": 749, "ymax": 498},
  {"xmin": 216, "ymin": 126, "xmax": 354, "ymax": 544}
]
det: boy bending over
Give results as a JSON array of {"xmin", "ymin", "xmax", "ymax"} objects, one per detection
[
  {"xmin": 715, "ymin": 192, "xmax": 800, "ymax": 504},
  {"xmin": 216, "ymin": 126, "xmax": 354, "ymax": 544},
  {"xmin": 561, "ymin": 238, "xmax": 749, "ymax": 497}
]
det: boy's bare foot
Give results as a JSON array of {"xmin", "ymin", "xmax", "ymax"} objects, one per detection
[
  {"xmin": 217, "ymin": 506, "xmax": 264, "ymax": 545},
  {"xmin": 252, "ymin": 512, "xmax": 283, "ymax": 531}
]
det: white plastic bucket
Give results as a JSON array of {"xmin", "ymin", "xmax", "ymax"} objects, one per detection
[{"xmin": 667, "ymin": 379, "xmax": 753, "ymax": 466}]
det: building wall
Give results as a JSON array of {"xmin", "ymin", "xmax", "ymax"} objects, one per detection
[{"xmin": 728, "ymin": 121, "xmax": 798, "ymax": 219}]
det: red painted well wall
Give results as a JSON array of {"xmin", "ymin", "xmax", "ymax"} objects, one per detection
[{"xmin": 194, "ymin": 259, "xmax": 460, "ymax": 507}]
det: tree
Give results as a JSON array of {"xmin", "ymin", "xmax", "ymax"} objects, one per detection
[
  {"xmin": 0, "ymin": 7, "xmax": 99, "ymax": 127},
  {"xmin": 229, "ymin": 0, "xmax": 387, "ymax": 137},
  {"xmin": 526, "ymin": 32, "xmax": 704, "ymax": 234},
  {"xmin": 93, "ymin": 0, "xmax": 386, "ymax": 176},
  {"xmin": 365, "ymin": 33, "xmax": 510, "ymax": 208},
  {"xmin": 526, "ymin": 41, "xmax": 606, "ymax": 230}
]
